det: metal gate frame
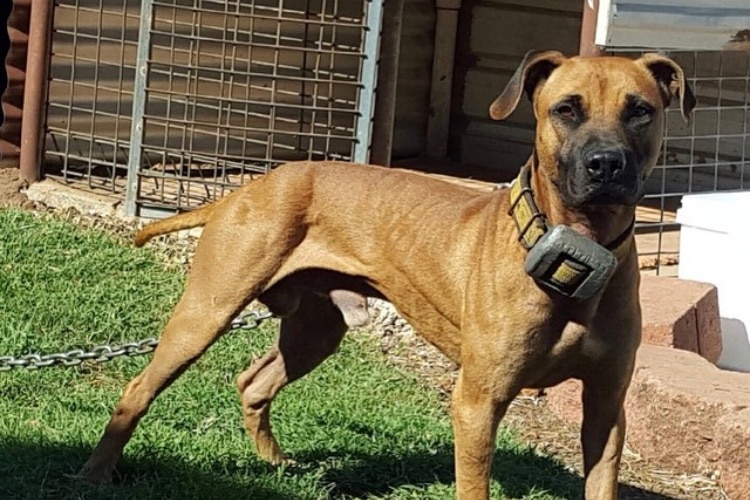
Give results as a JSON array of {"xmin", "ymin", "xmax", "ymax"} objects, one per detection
[
  {"xmin": 128, "ymin": 0, "xmax": 384, "ymax": 218},
  {"xmin": 44, "ymin": 0, "xmax": 385, "ymax": 218}
]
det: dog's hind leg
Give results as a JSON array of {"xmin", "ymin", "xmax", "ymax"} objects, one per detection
[
  {"xmin": 237, "ymin": 292, "xmax": 347, "ymax": 464},
  {"xmin": 78, "ymin": 218, "xmax": 290, "ymax": 483},
  {"xmin": 79, "ymin": 292, "xmax": 250, "ymax": 482}
]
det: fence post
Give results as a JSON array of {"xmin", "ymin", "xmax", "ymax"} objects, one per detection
[
  {"xmin": 369, "ymin": 0, "xmax": 404, "ymax": 166},
  {"xmin": 425, "ymin": 0, "xmax": 461, "ymax": 160},
  {"xmin": 19, "ymin": 0, "xmax": 53, "ymax": 184},
  {"xmin": 354, "ymin": 0, "xmax": 385, "ymax": 165},
  {"xmin": 124, "ymin": 0, "xmax": 154, "ymax": 217},
  {"xmin": 579, "ymin": 0, "xmax": 602, "ymax": 57}
]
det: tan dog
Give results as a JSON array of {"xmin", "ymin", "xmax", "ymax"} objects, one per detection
[{"xmin": 79, "ymin": 51, "xmax": 695, "ymax": 499}]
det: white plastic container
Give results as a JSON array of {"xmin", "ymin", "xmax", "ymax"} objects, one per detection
[{"xmin": 676, "ymin": 192, "xmax": 750, "ymax": 372}]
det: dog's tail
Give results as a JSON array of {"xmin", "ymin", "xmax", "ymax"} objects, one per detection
[{"xmin": 134, "ymin": 202, "xmax": 219, "ymax": 247}]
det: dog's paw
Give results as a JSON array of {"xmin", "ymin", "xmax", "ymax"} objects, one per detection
[
  {"xmin": 263, "ymin": 452, "xmax": 299, "ymax": 468},
  {"xmin": 278, "ymin": 457, "xmax": 300, "ymax": 468},
  {"xmin": 68, "ymin": 467, "xmax": 114, "ymax": 485}
]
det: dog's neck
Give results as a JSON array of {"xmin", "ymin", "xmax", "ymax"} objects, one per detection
[{"xmin": 525, "ymin": 155, "xmax": 636, "ymax": 250}]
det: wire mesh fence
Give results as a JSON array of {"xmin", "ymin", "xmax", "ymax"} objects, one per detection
[
  {"xmin": 44, "ymin": 0, "xmax": 383, "ymax": 216},
  {"xmin": 41, "ymin": 3, "xmax": 750, "ymax": 271},
  {"xmin": 45, "ymin": 0, "xmax": 140, "ymax": 194},
  {"xmin": 608, "ymin": 49, "xmax": 750, "ymax": 275}
]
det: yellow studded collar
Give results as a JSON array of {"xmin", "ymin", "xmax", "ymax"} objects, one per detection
[{"xmin": 505, "ymin": 164, "xmax": 634, "ymax": 300}]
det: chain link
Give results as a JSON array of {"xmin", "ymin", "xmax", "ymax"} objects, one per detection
[
  {"xmin": 0, "ymin": 310, "xmax": 275, "ymax": 372},
  {"xmin": 229, "ymin": 310, "xmax": 275, "ymax": 331}
]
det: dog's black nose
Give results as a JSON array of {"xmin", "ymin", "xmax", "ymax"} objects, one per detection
[{"xmin": 585, "ymin": 149, "xmax": 626, "ymax": 182}]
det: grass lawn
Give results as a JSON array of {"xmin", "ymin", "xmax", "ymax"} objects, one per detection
[{"xmin": 0, "ymin": 208, "xmax": 583, "ymax": 499}]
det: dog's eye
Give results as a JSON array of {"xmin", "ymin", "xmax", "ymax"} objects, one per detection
[
  {"xmin": 553, "ymin": 103, "xmax": 576, "ymax": 120},
  {"xmin": 630, "ymin": 103, "xmax": 655, "ymax": 122}
]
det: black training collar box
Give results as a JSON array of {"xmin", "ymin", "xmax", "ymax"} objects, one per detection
[{"xmin": 524, "ymin": 225, "xmax": 617, "ymax": 301}]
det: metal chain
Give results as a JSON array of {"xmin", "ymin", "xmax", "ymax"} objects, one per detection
[
  {"xmin": 0, "ymin": 310, "xmax": 275, "ymax": 372},
  {"xmin": 229, "ymin": 310, "xmax": 275, "ymax": 331}
]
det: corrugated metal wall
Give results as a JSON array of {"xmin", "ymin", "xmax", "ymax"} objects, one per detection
[
  {"xmin": 0, "ymin": 0, "xmax": 28, "ymax": 161},
  {"xmin": 451, "ymin": 0, "xmax": 582, "ymax": 177}
]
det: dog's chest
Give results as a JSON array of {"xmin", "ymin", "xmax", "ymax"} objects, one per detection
[{"xmin": 518, "ymin": 299, "xmax": 604, "ymax": 387}]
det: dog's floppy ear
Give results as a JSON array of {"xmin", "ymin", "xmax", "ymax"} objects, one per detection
[
  {"xmin": 489, "ymin": 50, "xmax": 566, "ymax": 121},
  {"xmin": 639, "ymin": 53, "xmax": 696, "ymax": 122}
]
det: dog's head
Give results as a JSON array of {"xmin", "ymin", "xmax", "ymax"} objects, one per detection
[{"xmin": 490, "ymin": 51, "xmax": 696, "ymax": 207}]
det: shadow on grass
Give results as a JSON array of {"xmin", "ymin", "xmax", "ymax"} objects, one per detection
[
  {"xmin": 0, "ymin": 439, "xmax": 677, "ymax": 500},
  {"xmin": 294, "ymin": 445, "xmax": 679, "ymax": 500},
  {"xmin": 0, "ymin": 440, "xmax": 302, "ymax": 500}
]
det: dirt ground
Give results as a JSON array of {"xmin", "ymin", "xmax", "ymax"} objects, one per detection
[
  {"xmin": 362, "ymin": 316, "xmax": 728, "ymax": 500},
  {"xmin": 0, "ymin": 164, "xmax": 33, "ymax": 208},
  {"xmin": 0, "ymin": 167, "xmax": 728, "ymax": 499}
]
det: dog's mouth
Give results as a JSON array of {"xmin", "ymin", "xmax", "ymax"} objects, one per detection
[
  {"xmin": 555, "ymin": 154, "xmax": 645, "ymax": 208},
  {"xmin": 552, "ymin": 133, "xmax": 656, "ymax": 208},
  {"xmin": 568, "ymin": 182, "xmax": 643, "ymax": 207}
]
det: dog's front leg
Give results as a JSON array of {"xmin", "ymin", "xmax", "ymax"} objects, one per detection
[
  {"xmin": 451, "ymin": 367, "xmax": 512, "ymax": 500},
  {"xmin": 580, "ymin": 371, "xmax": 631, "ymax": 500}
]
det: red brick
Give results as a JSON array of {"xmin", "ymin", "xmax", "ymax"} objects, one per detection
[
  {"xmin": 546, "ymin": 345, "xmax": 750, "ymax": 496},
  {"xmin": 715, "ymin": 410, "xmax": 750, "ymax": 500},
  {"xmin": 640, "ymin": 275, "xmax": 722, "ymax": 363}
]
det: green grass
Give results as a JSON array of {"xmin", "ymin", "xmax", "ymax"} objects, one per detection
[{"xmin": 0, "ymin": 208, "xmax": 582, "ymax": 499}]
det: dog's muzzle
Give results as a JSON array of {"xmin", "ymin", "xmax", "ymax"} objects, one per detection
[
  {"xmin": 565, "ymin": 145, "xmax": 641, "ymax": 206},
  {"xmin": 508, "ymin": 165, "xmax": 633, "ymax": 301}
]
